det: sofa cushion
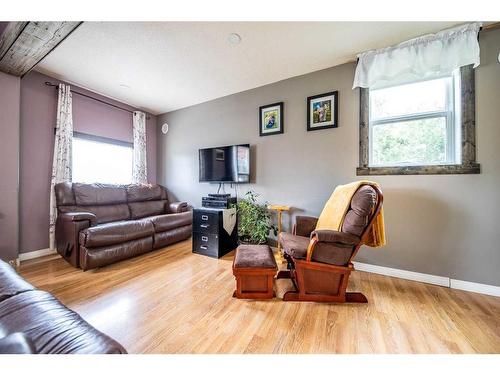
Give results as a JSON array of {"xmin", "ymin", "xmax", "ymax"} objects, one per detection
[
  {"xmin": 126, "ymin": 184, "xmax": 163, "ymax": 202},
  {"xmin": 0, "ymin": 261, "xmax": 35, "ymax": 302},
  {"xmin": 59, "ymin": 204, "xmax": 130, "ymax": 225},
  {"xmin": 73, "ymin": 183, "xmax": 127, "ymax": 206},
  {"xmin": 0, "ymin": 290, "xmax": 126, "ymax": 354},
  {"xmin": 80, "ymin": 237, "xmax": 153, "ymax": 271},
  {"xmin": 278, "ymin": 232, "xmax": 309, "ymax": 259},
  {"xmin": 310, "ymin": 242, "xmax": 354, "ymax": 266},
  {"xmin": 153, "ymin": 225, "xmax": 192, "ymax": 249},
  {"xmin": 341, "ymin": 185, "xmax": 376, "ymax": 237},
  {"xmin": 129, "ymin": 201, "xmax": 166, "ymax": 219},
  {"xmin": 147, "ymin": 211, "xmax": 193, "ymax": 233},
  {"xmin": 80, "ymin": 220, "xmax": 154, "ymax": 248}
]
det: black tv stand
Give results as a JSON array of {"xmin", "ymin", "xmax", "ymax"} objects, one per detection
[{"xmin": 192, "ymin": 207, "xmax": 238, "ymax": 258}]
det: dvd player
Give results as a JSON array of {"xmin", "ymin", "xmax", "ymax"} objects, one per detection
[
  {"xmin": 202, "ymin": 195, "xmax": 236, "ymax": 209},
  {"xmin": 208, "ymin": 193, "xmax": 231, "ymax": 198}
]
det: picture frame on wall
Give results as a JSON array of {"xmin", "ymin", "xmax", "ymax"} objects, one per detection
[
  {"xmin": 259, "ymin": 102, "xmax": 284, "ymax": 136},
  {"xmin": 307, "ymin": 91, "xmax": 338, "ymax": 131}
]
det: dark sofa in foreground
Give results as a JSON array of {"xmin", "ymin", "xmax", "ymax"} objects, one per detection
[
  {"xmin": 55, "ymin": 183, "xmax": 192, "ymax": 270},
  {"xmin": 0, "ymin": 260, "xmax": 126, "ymax": 354}
]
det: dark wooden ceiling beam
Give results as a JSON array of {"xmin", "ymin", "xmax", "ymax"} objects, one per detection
[{"xmin": 0, "ymin": 21, "xmax": 82, "ymax": 77}]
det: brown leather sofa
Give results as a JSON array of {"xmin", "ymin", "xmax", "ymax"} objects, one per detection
[
  {"xmin": 0, "ymin": 260, "xmax": 126, "ymax": 354},
  {"xmin": 55, "ymin": 183, "xmax": 192, "ymax": 271}
]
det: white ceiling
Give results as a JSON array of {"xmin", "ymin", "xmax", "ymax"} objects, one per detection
[{"xmin": 35, "ymin": 22, "xmax": 462, "ymax": 115}]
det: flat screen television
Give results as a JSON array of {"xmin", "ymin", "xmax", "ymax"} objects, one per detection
[{"xmin": 199, "ymin": 144, "xmax": 250, "ymax": 183}]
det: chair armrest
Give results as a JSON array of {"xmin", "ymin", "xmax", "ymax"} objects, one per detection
[
  {"xmin": 58, "ymin": 211, "xmax": 97, "ymax": 224},
  {"xmin": 0, "ymin": 333, "xmax": 36, "ymax": 354},
  {"xmin": 312, "ymin": 230, "xmax": 360, "ymax": 246},
  {"xmin": 294, "ymin": 216, "xmax": 318, "ymax": 237},
  {"xmin": 169, "ymin": 201, "xmax": 188, "ymax": 213}
]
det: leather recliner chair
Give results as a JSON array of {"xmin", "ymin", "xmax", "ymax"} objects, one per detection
[
  {"xmin": 278, "ymin": 184, "xmax": 383, "ymax": 303},
  {"xmin": 55, "ymin": 182, "xmax": 192, "ymax": 271}
]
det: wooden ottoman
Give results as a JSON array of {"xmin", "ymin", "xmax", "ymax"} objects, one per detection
[{"xmin": 232, "ymin": 244, "xmax": 278, "ymax": 299}]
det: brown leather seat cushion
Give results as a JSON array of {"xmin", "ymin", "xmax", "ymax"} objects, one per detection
[
  {"xmin": 234, "ymin": 245, "xmax": 277, "ymax": 269},
  {"xmin": 80, "ymin": 220, "xmax": 154, "ymax": 248},
  {"xmin": 0, "ymin": 262, "xmax": 35, "ymax": 302},
  {"xmin": 0, "ymin": 290, "xmax": 126, "ymax": 354},
  {"xmin": 147, "ymin": 211, "xmax": 192, "ymax": 233},
  {"xmin": 279, "ymin": 232, "xmax": 309, "ymax": 259}
]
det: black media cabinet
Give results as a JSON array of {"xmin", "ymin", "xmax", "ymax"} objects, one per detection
[{"xmin": 192, "ymin": 207, "xmax": 238, "ymax": 258}]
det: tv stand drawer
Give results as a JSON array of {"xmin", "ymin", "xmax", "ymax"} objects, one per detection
[
  {"xmin": 192, "ymin": 232, "xmax": 219, "ymax": 258},
  {"xmin": 193, "ymin": 210, "xmax": 218, "ymax": 234}
]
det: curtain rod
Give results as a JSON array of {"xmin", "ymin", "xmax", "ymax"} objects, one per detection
[
  {"xmin": 44, "ymin": 81, "xmax": 151, "ymax": 120},
  {"xmin": 481, "ymin": 22, "xmax": 500, "ymax": 32}
]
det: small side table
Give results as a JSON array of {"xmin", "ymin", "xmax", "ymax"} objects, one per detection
[{"xmin": 267, "ymin": 204, "xmax": 291, "ymax": 257}]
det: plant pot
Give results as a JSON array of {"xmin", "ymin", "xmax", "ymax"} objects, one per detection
[{"xmin": 238, "ymin": 237, "xmax": 268, "ymax": 246}]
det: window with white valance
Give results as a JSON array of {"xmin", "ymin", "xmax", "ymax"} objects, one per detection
[
  {"xmin": 353, "ymin": 22, "xmax": 482, "ymax": 90},
  {"xmin": 354, "ymin": 23, "xmax": 482, "ymax": 175}
]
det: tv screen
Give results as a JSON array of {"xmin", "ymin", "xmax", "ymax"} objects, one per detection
[{"xmin": 199, "ymin": 144, "xmax": 250, "ymax": 183}]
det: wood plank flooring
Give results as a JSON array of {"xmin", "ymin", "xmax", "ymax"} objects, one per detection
[{"xmin": 18, "ymin": 239, "xmax": 500, "ymax": 354}]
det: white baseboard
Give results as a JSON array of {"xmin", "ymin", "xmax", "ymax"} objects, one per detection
[
  {"xmin": 353, "ymin": 261, "xmax": 451, "ymax": 287},
  {"xmin": 18, "ymin": 248, "xmax": 56, "ymax": 261},
  {"xmin": 353, "ymin": 261, "xmax": 500, "ymax": 297},
  {"xmin": 450, "ymin": 279, "xmax": 500, "ymax": 297}
]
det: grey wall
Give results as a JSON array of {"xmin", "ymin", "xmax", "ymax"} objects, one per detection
[
  {"xmin": 158, "ymin": 29, "xmax": 500, "ymax": 287},
  {"xmin": 0, "ymin": 71, "xmax": 20, "ymax": 261},
  {"xmin": 19, "ymin": 71, "xmax": 157, "ymax": 253}
]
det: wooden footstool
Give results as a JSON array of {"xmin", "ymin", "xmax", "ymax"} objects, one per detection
[{"xmin": 232, "ymin": 244, "xmax": 278, "ymax": 299}]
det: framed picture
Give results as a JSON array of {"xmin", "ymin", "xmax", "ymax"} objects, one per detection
[
  {"xmin": 259, "ymin": 102, "xmax": 284, "ymax": 136},
  {"xmin": 307, "ymin": 91, "xmax": 338, "ymax": 131}
]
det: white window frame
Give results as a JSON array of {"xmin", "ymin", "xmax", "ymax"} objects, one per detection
[
  {"xmin": 357, "ymin": 65, "xmax": 479, "ymax": 176},
  {"xmin": 368, "ymin": 74, "xmax": 460, "ymax": 168}
]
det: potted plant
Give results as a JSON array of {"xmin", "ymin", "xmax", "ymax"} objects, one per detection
[{"xmin": 236, "ymin": 190, "xmax": 277, "ymax": 245}]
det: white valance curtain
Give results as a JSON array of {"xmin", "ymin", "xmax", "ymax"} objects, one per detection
[
  {"xmin": 132, "ymin": 111, "xmax": 148, "ymax": 184},
  {"xmin": 49, "ymin": 84, "xmax": 73, "ymax": 250},
  {"xmin": 352, "ymin": 22, "xmax": 482, "ymax": 89}
]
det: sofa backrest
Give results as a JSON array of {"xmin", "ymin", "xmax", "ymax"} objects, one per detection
[
  {"xmin": 55, "ymin": 183, "xmax": 168, "ymax": 224},
  {"xmin": 126, "ymin": 184, "xmax": 168, "ymax": 219},
  {"xmin": 341, "ymin": 185, "xmax": 377, "ymax": 237}
]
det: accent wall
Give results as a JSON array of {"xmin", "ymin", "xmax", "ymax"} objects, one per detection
[
  {"xmin": 19, "ymin": 71, "xmax": 157, "ymax": 254},
  {"xmin": 0, "ymin": 71, "xmax": 20, "ymax": 261},
  {"xmin": 157, "ymin": 29, "xmax": 500, "ymax": 287}
]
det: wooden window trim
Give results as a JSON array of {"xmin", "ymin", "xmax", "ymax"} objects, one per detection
[{"xmin": 356, "ymin": 65, "xmax": 480, "ymax": 176}]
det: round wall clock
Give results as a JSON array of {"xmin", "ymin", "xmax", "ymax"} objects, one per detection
[{"xmin": 161, "ymin": 123, "xmax": 169, "ymax": 134}]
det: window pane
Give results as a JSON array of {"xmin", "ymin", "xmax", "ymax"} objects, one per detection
[
  {"xmin": 370, "ymin": 78, "xmax": 449, "ymax": 120},
  {"xmin": 372, "ymin": 117, "xmax": 447, "ymax": 166},
  {"xmin": 73, "ymin": 137, "xmax": 133, "ymax": 184}
]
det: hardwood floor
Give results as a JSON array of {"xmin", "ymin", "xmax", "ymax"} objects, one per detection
[{"xmin": 18, "ymin": 239, "xmax": 500, "ymax": 354}]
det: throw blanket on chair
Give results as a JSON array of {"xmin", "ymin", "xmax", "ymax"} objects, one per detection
[{"xmin": 315, "ymin": 180, "xmax": 386, "ymax": 247}]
